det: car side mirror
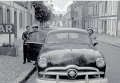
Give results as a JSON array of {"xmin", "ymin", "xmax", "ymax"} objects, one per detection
[{"xmin": 93, "ymin": 42, "xmax": 98, "ymax": 46}]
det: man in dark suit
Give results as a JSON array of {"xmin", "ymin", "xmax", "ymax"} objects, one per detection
[{"xmin": 22, "ymin": 26, "xmax": 31, "ymax": 64}]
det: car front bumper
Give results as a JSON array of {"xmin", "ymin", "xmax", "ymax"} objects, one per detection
[{"xmin": 36, "ymin": 76, "xmax": 108, "ymax": 83}]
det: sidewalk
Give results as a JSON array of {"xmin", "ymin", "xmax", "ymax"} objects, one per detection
[
  {"xmin": 95, "ymin": 33, "xmax": 120, "ymax": 47},
  {"xmin": 0, "ymin": 38, "xmax": 35, "ymax": 83}
]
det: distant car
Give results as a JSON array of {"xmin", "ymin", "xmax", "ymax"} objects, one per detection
[{"xmin": 36, "ymin": 28, "xmax": 108, "ymax": 83}]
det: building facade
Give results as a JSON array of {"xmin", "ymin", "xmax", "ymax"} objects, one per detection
[
  {"xmin": 71, "ymin": 1, "xmax": 88, "ymax": 29},
  {"xmin": 0, "ymin": 1, "xmax": 35, "ymax": 44},
  {"xmin": 64, "ymin": 4, "xmax": 72, "ymax": 28},
  {"xmin": 64, "ymin": 1, "xmax": 89, "ymax": 29},
  {"xmin": 98, "ymin": 1, "xmax": 118, "ymax": 36},
  {"xmin": 86, "ymin": 1, "xmax": 99, "ymax": 32},
  {"xmin": 67, "ymin": 1, "xmax": 120, "ymax": 37}
]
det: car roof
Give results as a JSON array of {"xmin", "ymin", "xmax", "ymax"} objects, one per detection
[{"xmin": 47, "ymin": 28, "xmax": 88, "ymax": 34}]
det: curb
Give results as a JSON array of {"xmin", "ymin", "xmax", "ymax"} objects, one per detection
[
  {"xmin": 96, "ymin": 39, "xmax": 120, "ymax": 48},
  {"xmin": 13, "ymin": 66, "xmax": 36, "ymax": 83}
]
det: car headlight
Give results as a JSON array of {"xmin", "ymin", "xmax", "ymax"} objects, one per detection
[
  {"xmin": 96, "ymin": 58, "xmax": 105, "ymax": 67},
  {"xmin": 38, "ymin": 58, "xmax": 47, "ymax": 68}
]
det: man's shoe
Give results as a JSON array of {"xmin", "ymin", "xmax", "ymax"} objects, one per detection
[
  {"xmin": 28, "ymin": 60, "xmax": 32, "ymax": 63},
  {"xmin": 23, "ymin": 62, "xmax": 26, "ymax": 64}
]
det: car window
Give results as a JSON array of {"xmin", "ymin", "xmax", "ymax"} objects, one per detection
[
  {"xmin": 69, "ymin": 32, "xmax": 91, "ymax": 45},
  {"xmin": 26, "ymin": 31, "xmax": 46, "ymax": 43},
  {"xmin": 47, "ymin": 32, "xmax": 68, "ymax": 44}
]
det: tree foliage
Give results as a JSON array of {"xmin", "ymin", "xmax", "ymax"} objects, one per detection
[{"xmin": 32, "ymin": 1, "xmax": 52, "ymax": 23}]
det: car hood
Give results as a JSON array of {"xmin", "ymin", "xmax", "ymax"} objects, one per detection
[{"xmin": 40, "ymin": 44, "xmax": 102, "ymax": 67}]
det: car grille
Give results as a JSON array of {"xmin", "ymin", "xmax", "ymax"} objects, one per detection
[{"xmin": 38, "ymin": 65, "xmax": 104, "ymax": 80}]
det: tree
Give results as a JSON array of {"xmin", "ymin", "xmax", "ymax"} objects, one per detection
[{"xmin": 32, "ymin": 1, "xmax": 52, "ymax": 23}]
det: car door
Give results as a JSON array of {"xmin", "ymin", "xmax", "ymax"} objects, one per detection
[{"xmin": 26, "ymin": 31, "xmax": 46, "ymax": 61}]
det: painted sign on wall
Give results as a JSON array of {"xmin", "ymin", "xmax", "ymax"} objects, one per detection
[{"xmin": 0, "ymin": 24, "xmax": 15, "ymax": 34}]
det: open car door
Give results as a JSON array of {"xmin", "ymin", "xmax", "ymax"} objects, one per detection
[{"xmin": 25, "ymin": 30, "xmax": 46, "ymax": 61}]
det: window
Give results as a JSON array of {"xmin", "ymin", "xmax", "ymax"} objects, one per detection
[
  {"xmin": 102, "ymin": 20, "xmax": 104, "ymax": 30},
  {"xmin": 112, "ymin": 19, "xmax": 116, "ymax": 35},
  {"xmin": 47, "ymin": 32, "xmax": 90, "ymax": 45},
  {"xmin": 76, "ymin": 11, "xmax": 78, "ymax": 17},
  {"xmin": 113, "ymin": 1, "xmax": 117, "ymax": 14},
  {"xmin": 97, "ymin": 4, "xmax": 99, "ymax": 14},
  {"xmin": 14, "ymin": 11, "xmax": 17, "ymax": 38},
  {"xmin": 105, "ymin": 1, "xmax": 107, "ymax": 13},
  {"xmin": 0, "ymin": 7, "xmax": 3, "ymax": 24},
  {"xmin": 95, "ymin": 5, "xmax": 97, "ymax": 14},
  {"xmin": 69, "ymin": 33, "xmax": 90, "ymax": 45},
  {"xmin": 99, "ymin": 2, "xmax": 102, "ymax": 16},
  {"xmin": 7, "ymin": 9, "xmax": 10, "ymax": 23},
  {"xmin": 31, "ymin": 15, "xmax": 32, "ymax": 25},
  {"xmin": 19, "ymin": 12, "xmax": 22, "ymax": 28},
  {"xmin": 102, "ymin": 2, "xmax": 104, "ymax": 14},
  {"xmin": 47, "ymin": 33, "xmax": 68, "ymax": 44},
  {"xmin": 31, "ymin": 3, "xmax": 33, "ymax": 8},
  {"xmin": 93, "ymin": 5, "xmax": 96, "ymax": 15},
  {"xmin": 88, "ymin": 6, "xmax": 93, "ymax": 15},
  {"xmin": 107, "ymin": 19, "xmax": 111, "ymax": 33},
  {"xmin": 14, "ymin": 11, "xmax": 17, "ymax": 26}
]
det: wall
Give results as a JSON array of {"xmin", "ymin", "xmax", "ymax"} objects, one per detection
[{"xmin": 0, "ymin": 1, "xmax": 33, "ymax": 45}]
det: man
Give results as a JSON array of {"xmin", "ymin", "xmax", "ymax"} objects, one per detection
[
  {"xmin": 88, "ymin": 29, "xmax": 94, "ymax": 36},
  {"xmin": 87, "ymin": 29, "xmax": 97, "ymax": 40},
  {"xmin": 22, "ymin": 26, "xmax": 31, "ymax": 64}
]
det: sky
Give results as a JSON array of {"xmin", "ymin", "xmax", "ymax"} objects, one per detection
[
  {"xmin": 50, "ymin": 0, "xmax": 73, "ymax": 14},
  {"xmin": 0, "ymin": 0, "xmax": 73, "ymax": 14}
]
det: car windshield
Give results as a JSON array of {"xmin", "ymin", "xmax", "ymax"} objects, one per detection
[
  {"xmin": 69, "ymin": 33, "xmax": 91, "ymax": 45},
  {"xmin": 47, "ymin": 32, "xmax": 68, "ymax": 44},
  {"xmin": 46, "ymin": 32, "xmax": 91, "ymax": 45}
]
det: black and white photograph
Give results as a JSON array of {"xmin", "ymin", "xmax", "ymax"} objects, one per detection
[{"xmin": 0, "ymin": 0, "xmax": 120, "ymax": 83}]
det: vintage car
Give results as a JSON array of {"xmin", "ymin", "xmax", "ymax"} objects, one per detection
[{"xmin": 36, "ymin": 28, "xmax": 108, "ymax": 83}]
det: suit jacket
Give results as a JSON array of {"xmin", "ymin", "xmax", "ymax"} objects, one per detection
[{"xmin": 22, "ymin": 31, "xmax": 29, "ymax": 44}]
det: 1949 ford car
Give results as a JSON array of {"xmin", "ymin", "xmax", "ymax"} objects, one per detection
[{"xmin": 36, "ymin": 28, "xmax": 108, "ymax": 83}]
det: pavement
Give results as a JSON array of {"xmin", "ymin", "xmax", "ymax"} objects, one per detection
[
  {"xmin": 94, "ymin": 33, "xmax": 120, "ymax": 47},
  {"xmin": 0, "ymin": 38, "xmax": 35, "ymax": 83}
]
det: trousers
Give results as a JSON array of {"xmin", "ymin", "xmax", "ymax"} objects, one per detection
[{"xmin": 23, "ymin": 44, "xmax": 30, "ymax": 63}]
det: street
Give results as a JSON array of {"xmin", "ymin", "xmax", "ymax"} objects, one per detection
[
  {"xmin": 26, "ymin": 41, "xmax": 120, "ymax": 83},
  {"xmin": 1, "ymin": 1, "xmax": 120, "ymax": 83}
]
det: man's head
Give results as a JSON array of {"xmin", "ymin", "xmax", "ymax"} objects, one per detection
[
  {"xmin": 88, "ymin": 29, "xmax": 94, "ymax": 36},
  {"xmin": 32, "ymin": 25, "xmax": 38, "ymax": 31},
  {"xmin": 26, "ymin": 26, "xmax": 29, "ymax": 32}
]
